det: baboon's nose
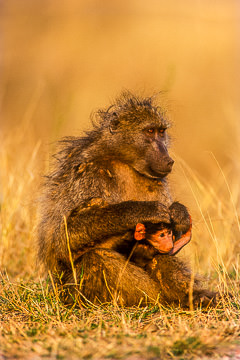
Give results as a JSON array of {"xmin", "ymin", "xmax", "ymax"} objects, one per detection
[{"xmin": 168, "ymin": 158, "xmax": 174, "ymax": 168}]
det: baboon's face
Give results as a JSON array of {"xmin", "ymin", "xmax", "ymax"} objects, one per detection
[
  {"xmin": 140, "ymin": 124, "xmax": 174, "ymax": 178},
  {"xmin": 107, "ymin": 104, "xmax": 174, "ymax": 179},
  {"xmin": 123, "ymin": 122, "xmax": 174, "ymax": 179}
]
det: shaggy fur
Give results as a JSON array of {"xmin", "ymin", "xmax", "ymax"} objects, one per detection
[{"xmin": 37, "ymin": 92, "xmax": 216, "ymax": 307}]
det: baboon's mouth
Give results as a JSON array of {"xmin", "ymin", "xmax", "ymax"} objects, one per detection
[
  {"xmin": 135, "ymin": 167, "xmax": 171, "ymax": 180},
  {"xmin": 148, "ymin": 167, "xmax": 171, "ymax": 179}
]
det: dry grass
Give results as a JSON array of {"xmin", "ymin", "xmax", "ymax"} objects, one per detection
[
  {"xmin": 1, "ymin": 0, "xmax": 240, "ymax": 359},
  {"xmin": 0, "ymin": 278, "xmax": 239, "ymax": 360}
]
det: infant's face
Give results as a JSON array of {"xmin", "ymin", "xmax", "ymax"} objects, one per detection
[
  {"xmin": 158, "ymin": 228, "xmax": 172, "ymax": 238},
  {"xmin": 147, "ymin": 228, "xmax": 173, "ymax": 253}
]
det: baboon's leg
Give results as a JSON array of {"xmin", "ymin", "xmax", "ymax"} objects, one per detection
[
  {"xmin": 146, "ymin": 255, "xmax": 217, "ymax": 307},
  {"xmin": 62, "ymin": 249, "xmax": 161, "ymax": 307}
]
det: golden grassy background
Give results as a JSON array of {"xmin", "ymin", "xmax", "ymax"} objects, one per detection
[
  {"xmin": 1, "ymin": 0, "xmax": 240, "ymax": 280},
  {"xmin": 1, "ymin": 2, "xmax": 240, "ymax": 359}
]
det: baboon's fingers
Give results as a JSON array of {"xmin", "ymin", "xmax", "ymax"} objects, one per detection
[
  {"xmin": 169, "ymin": 202, "xmax": 191, "ymax": 233},
  {"xmin": 185, "ymin": 214, "xmax": 192, "ymax": 234},
  {"xmin": 169, "ymin": 231, "xmax": 191, "ymax": 255},
  {"xmin": 169, "ymin": 216, "xmax": 192, "ymax": 255}
]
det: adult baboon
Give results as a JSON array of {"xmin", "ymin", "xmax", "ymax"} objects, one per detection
[{"xmin": 37, "ymin": 92, "xmax": 216, "ymax": 307}]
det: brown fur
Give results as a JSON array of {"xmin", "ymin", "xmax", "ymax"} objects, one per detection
[{"xmin": 37, "ymin": 92, "xmax": 216, "ymax": 308}]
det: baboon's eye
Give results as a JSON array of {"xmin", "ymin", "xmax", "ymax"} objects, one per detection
[
  {"xmin": 159, "ymin": 129, "xmax": 166, "ymax": 136},
  {"xmin": 146, "ymin": 128, "xmax": 155, "ymax": 135}
]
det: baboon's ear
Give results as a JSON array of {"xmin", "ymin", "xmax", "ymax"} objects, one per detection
[{"xmin": 109, "ymin": 114, "xmax": 119, "ymax": 134}]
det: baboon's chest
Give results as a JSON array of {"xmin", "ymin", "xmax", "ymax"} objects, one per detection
[{"xmin": 107, "ymin": 161, "xmax": 171, "ymax": 205}]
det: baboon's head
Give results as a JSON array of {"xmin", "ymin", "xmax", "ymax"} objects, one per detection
[{"xmin": 96, "ymin": 92, "xmax": 174, "ymax": 179}]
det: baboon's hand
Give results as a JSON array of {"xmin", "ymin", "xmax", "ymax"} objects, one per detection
[
  {"xmin": 169, "ymin": 202, "xmax": 191, "ymax": 233},
  {"xmin": 154, "ymin": 202, "xmax": 171, "ymax": 224},
  {"xmin": 169, "ymin": 216, "xmax": 192, "ymax": 255}
]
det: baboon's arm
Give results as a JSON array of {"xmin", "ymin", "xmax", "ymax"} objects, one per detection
[{"xmin": 66, "ymin": 201, "xmax": 170, "ymax": 251}]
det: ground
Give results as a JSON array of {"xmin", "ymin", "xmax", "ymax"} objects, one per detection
[{"xmin": 0, "ymin": 274, "xmax": 240, "ymax": 359}]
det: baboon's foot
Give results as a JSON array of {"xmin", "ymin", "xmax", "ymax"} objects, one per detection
[{"xmin": 192, "ymin": 289, "xmax": 219, "ymax": 308}]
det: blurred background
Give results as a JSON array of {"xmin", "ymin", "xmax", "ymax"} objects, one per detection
[{"xmin": 0, "ymin": 0, "xmax": 239, "ymax": 279}]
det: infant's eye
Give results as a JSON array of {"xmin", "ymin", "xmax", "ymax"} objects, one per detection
[{"xmin": 160, "ymin": 233, "xmax": 165, "ymax": 238}]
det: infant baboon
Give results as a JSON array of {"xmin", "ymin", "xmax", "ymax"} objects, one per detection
[
  {"xmin": 37, "ymin": 92, "xmax": 217, "ymax": 307},
  {"xmin": 131, "ymin": 219, "xmax": 192, "ymax": 269},
  {"xmin": 134, "ymin": 217, "xmax": 192, "ymax": 255}
]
